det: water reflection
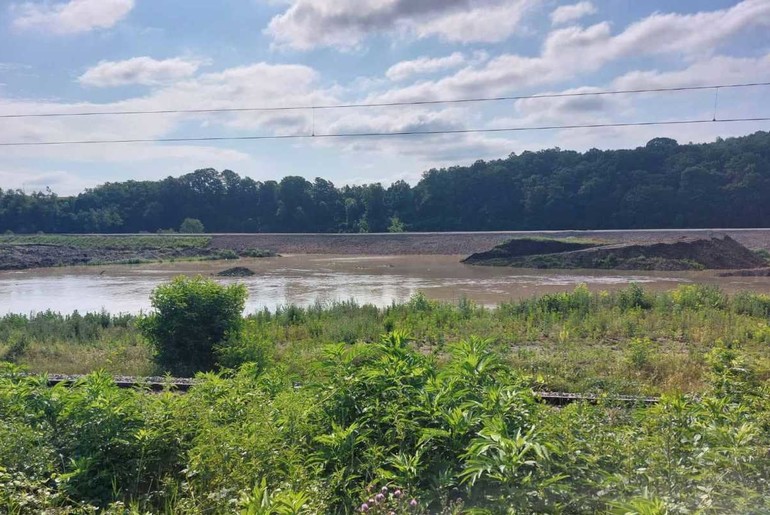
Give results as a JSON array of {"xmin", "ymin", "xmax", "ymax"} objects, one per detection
[{"xmin": 1, "ymin": 254, "xmax": 768, "ymax": 315}]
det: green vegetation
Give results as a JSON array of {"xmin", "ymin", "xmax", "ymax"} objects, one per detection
[
  {"xmin": 2, "ymin": 132, "xmax": 770, "ymax": 233},
  {"xmin": 5, "ymin": 284, "xmax": 770, "ymax": 396},
  {"xmin": 388, "ymin": 216, "xmax": 406, "ymax": 233},
  {"xmin": 1, "ymin": 328, "xmax": 769, "ymax": 512},
  {"xmin": 140, "ymin": 276, "xmax": 247, "ymax": 376},
  {"xmin": 241, "ymin": 248, "xmax": 277, "ymax": 258},
  {"xmin": 3, "ymin": 284, "xmax": 770, "ymax": 511},
  {"xmin": 0, "ymin": 234, "xmax": 210, "ymax": 249},
  {"xmin": 0, "ymin": 235, "xmax": 279, "ymax": 271},
  {"xmin": 179, "ymin": 217, "xmax": 205, "ymax": 234}
]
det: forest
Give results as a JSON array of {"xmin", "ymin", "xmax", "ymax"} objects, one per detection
[{"xmin": 1, "ymin": 131, "xmax": 769, "ymax": 233}]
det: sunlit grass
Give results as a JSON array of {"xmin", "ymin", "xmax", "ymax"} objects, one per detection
[{"xmin": 5, "ymin": 284, "xmax": 770, "ymax": 396}]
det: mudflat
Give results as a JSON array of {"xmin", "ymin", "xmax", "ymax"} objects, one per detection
[{"xmin": 1, "ymin": 229, "xmax": 770, "ymax": 270}]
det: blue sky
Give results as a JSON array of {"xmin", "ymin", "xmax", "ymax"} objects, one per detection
[{"xmin": 0, "ymin": 0, "xmax": 769, "ymax": 194}]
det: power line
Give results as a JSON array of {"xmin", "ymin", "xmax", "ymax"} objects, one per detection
[
  {"xmin": 1, "ymin": 81, "xmax": 769, "ymax": 119},
  {"xmin": 1, "ymin": 116, "xmax": 768, "ymax": 147}
]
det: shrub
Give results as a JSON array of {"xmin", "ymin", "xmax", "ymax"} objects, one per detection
[
  {"xmin": 618, "ymin": 283, "xmax": 653, "ymax": 310},
  {"xmin": 626, "ymin": 337, "xmax": 654, "ymax": 370},
  {"xmin": 671, "ymin": 284, "xmax": 726, "ymax": 310},
  {"xmin": 140, "ymin": 276, "xmax": 247, "ymax": 376},
  {"xmin": 179, "ymin": 217, "xmax": 205, "ymax": 233},
  {"xmin": 732, "ymin": 291, "xmax": 770, "ymax": 317},
  {"xmin": 216, "ymin": 319, "xmax": 273, "ymax": 373},
  {"xmin": 241, "ymin": 248, "xmax": 276, "ymax": 258}
]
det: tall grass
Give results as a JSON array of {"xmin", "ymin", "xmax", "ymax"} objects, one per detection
[{"xmin": 5, "ymin": 284, "xmax": 770, "ymax": 395}]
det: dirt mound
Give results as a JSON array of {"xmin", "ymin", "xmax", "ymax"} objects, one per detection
[
  {"xmin": 216, "ymin": 266, "xmax": 255, "ymax": 277},
  {"xmin": 462, "ymin": 238, "xmax": 600, "ymax": 265},
  {"xmin": 464, "ymin": 235, "xmax": 766, "ymax": 271}
]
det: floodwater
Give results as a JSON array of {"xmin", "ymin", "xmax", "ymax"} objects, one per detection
[{"xmin": 2, "ymin": 254, "xmax": 770, "ymax": 315}]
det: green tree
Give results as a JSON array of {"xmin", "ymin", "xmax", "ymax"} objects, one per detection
[
  {"xmin": 179, "ymin": 217, "xmax": 205, "ymax": 233},
  {"xmin": 140, "ymin": 276, "xmax": 246, "ymax": 375},
  {"xmin": 362, "ymin": 183, "xmax": 388, "ymax": 232},
  {"xmin": 387, "ymin": 216, "xmax": 405, "ymax": 233}
]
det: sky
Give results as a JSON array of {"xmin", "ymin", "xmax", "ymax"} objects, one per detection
[{"xmin": 0, "ymin": 0, "xmax": 769, "ymax": 194}]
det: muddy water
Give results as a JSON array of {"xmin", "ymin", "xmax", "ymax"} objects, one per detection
[{"xmin": 2, "ymin": 254, "xmax": 770, "ymax": 315}]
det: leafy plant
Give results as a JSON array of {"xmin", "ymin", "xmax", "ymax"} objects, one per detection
[{"xmin": 139, "ymin": 276, "xmax": 246, "ymax": 375}]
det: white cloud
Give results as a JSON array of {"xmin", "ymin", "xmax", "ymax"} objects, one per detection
[
  {"xmin": 309, "ymin": 103, "xmax": 513, "ymax": 163},
  {"xmin": 79, "ymin": 57, "xmax": 207, "ymax": 87},
  {"xmin": 483, "ymin": 54, "xmax": 770, "ymax": 153},
  {"xmin": 386, "ymin": 53, "xmax": 466, "ymax": 82},
  {"xmin": 0, "ymin": 169, "xmax": 92, "ymax": 195},
  {"xmin": 0, "ymin": 62, "xmax": 336, "ymax": 164},
  {"xmin": 411, "ymin": 0, "xmax": 539, "ymax": 44},
  {"xmin": 11, "ymin": 0, "xmax": 134, "ymax": 34},
  {"xmin": 363, "ymin": 0, "xmax": 770, "ymax": 104},
  {"xmin": 611, "ymin": 53, "xmax": 770, "ymax": 90},
  {"xmin": 550, "ymin": 1, "xmax": 596, "ymax": 26},
  {"xmin": 265, "ymin": 0, "xmax": 538, "ymax": 50}
]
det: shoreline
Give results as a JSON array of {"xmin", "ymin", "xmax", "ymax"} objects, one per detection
[{"xmin": 1, "ymin": 229, "xmax": 770, "ymax": 271}]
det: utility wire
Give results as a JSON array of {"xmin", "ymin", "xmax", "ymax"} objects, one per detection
[
  {"xmin": 1, "ymin": 117, "xmax": 768, "ymax": 147},
  {"xmin": 1, "ymin": 81, "xmax": 769, "ymax": 119}
]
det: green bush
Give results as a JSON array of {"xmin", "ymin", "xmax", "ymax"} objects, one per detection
[
  {"xmin": 214, "ymin": 248, "xmax": 239, "ymax": 260},
  {"xmin": 215, "ymin": 319, "xmax": 274, "ymax": 373},
  {"xmin": 671, "ymin": 284, "xmax": 726, "ymax": 310},
  {"xmin": 732, "ymin": 291, "xmax": 770, "ymax": 317},
  {"xmin": 140, "ymin": 276, "xmax": 247, "ymax": 376},
  {"xmin": 240, "ymin": 248, "xmax": 276, "ymax": 258},
  {"xmin": 617, "ymin": 283, "xmax": 653, "ymax": 310},
  {"xmin": 179, "ymin": 217, "xmax": 205, "ymax": 233}
]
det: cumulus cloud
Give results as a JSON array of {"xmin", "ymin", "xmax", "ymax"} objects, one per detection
[
  {"xmin": 265, "ymin": 0, "xmax": 538, "ymax": 50},
  {"xmin": 363, "ymin": 0, "xmax": 770, "ymax": 104},
  {"xmin": 79, "ymin": 57, "xmax": 207, "ymax": 87},
  {"xmin": 550, "ymin": 1, "xmax": 596, "ymax": 26},
  {"xmin": 386, "ymin": 53, "xmax": 466, "ymax": 82},
  {"xmin": 0, "ymin": 62, "xmax": 336, "ymax": 164},
  {"xmin": 11, "ymin": 0, "xmax": 134, "ymax": 34}
]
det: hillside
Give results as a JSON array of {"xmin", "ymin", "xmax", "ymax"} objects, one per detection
[{"xmin": 1, "ymin": 131, "xmax": 769, "ymax": 233}]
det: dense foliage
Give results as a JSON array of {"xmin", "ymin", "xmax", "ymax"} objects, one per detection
[
  {"xmin": 3, "ymin": 284, "xmax": 770, "ymax": 511},
  {"xmin": 2, "ymin": 132, "xmax": 770, "ymax": 233},
  {"xmin": 178, "ymin": 218, "xmax": 205, "ymax": 234},
  {"xmin": 2, "ymin": 328, "xmax": 770, "ymax": 513},
  {"xmin": 140, "ymin": 276, "xmax": 247, "ymax": 375}
]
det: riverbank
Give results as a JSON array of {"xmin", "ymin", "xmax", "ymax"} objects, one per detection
[
  {"xmin": 4, "ymin": 283, "xmax": 770, "ymax": 395},
  {"xmin": 3, "ymin": 229, "xmax": 770, "ymax": 270},
  {"xmin": 208, "ymin": 229, "xmax": 770, "ymax": 254},
  {"xmin": 0, "ymin": 235, "xmax": 274, "ymax": 270}
]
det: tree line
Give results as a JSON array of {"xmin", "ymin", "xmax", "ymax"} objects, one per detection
[{"xmin": 2, "ymin": 131, "xmax": 769, "ymax": 233}]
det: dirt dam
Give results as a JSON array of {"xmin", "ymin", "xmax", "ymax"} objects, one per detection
[{"xmin": 207, "ymin": 229, "xmax": 770, "ymax": 255}]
